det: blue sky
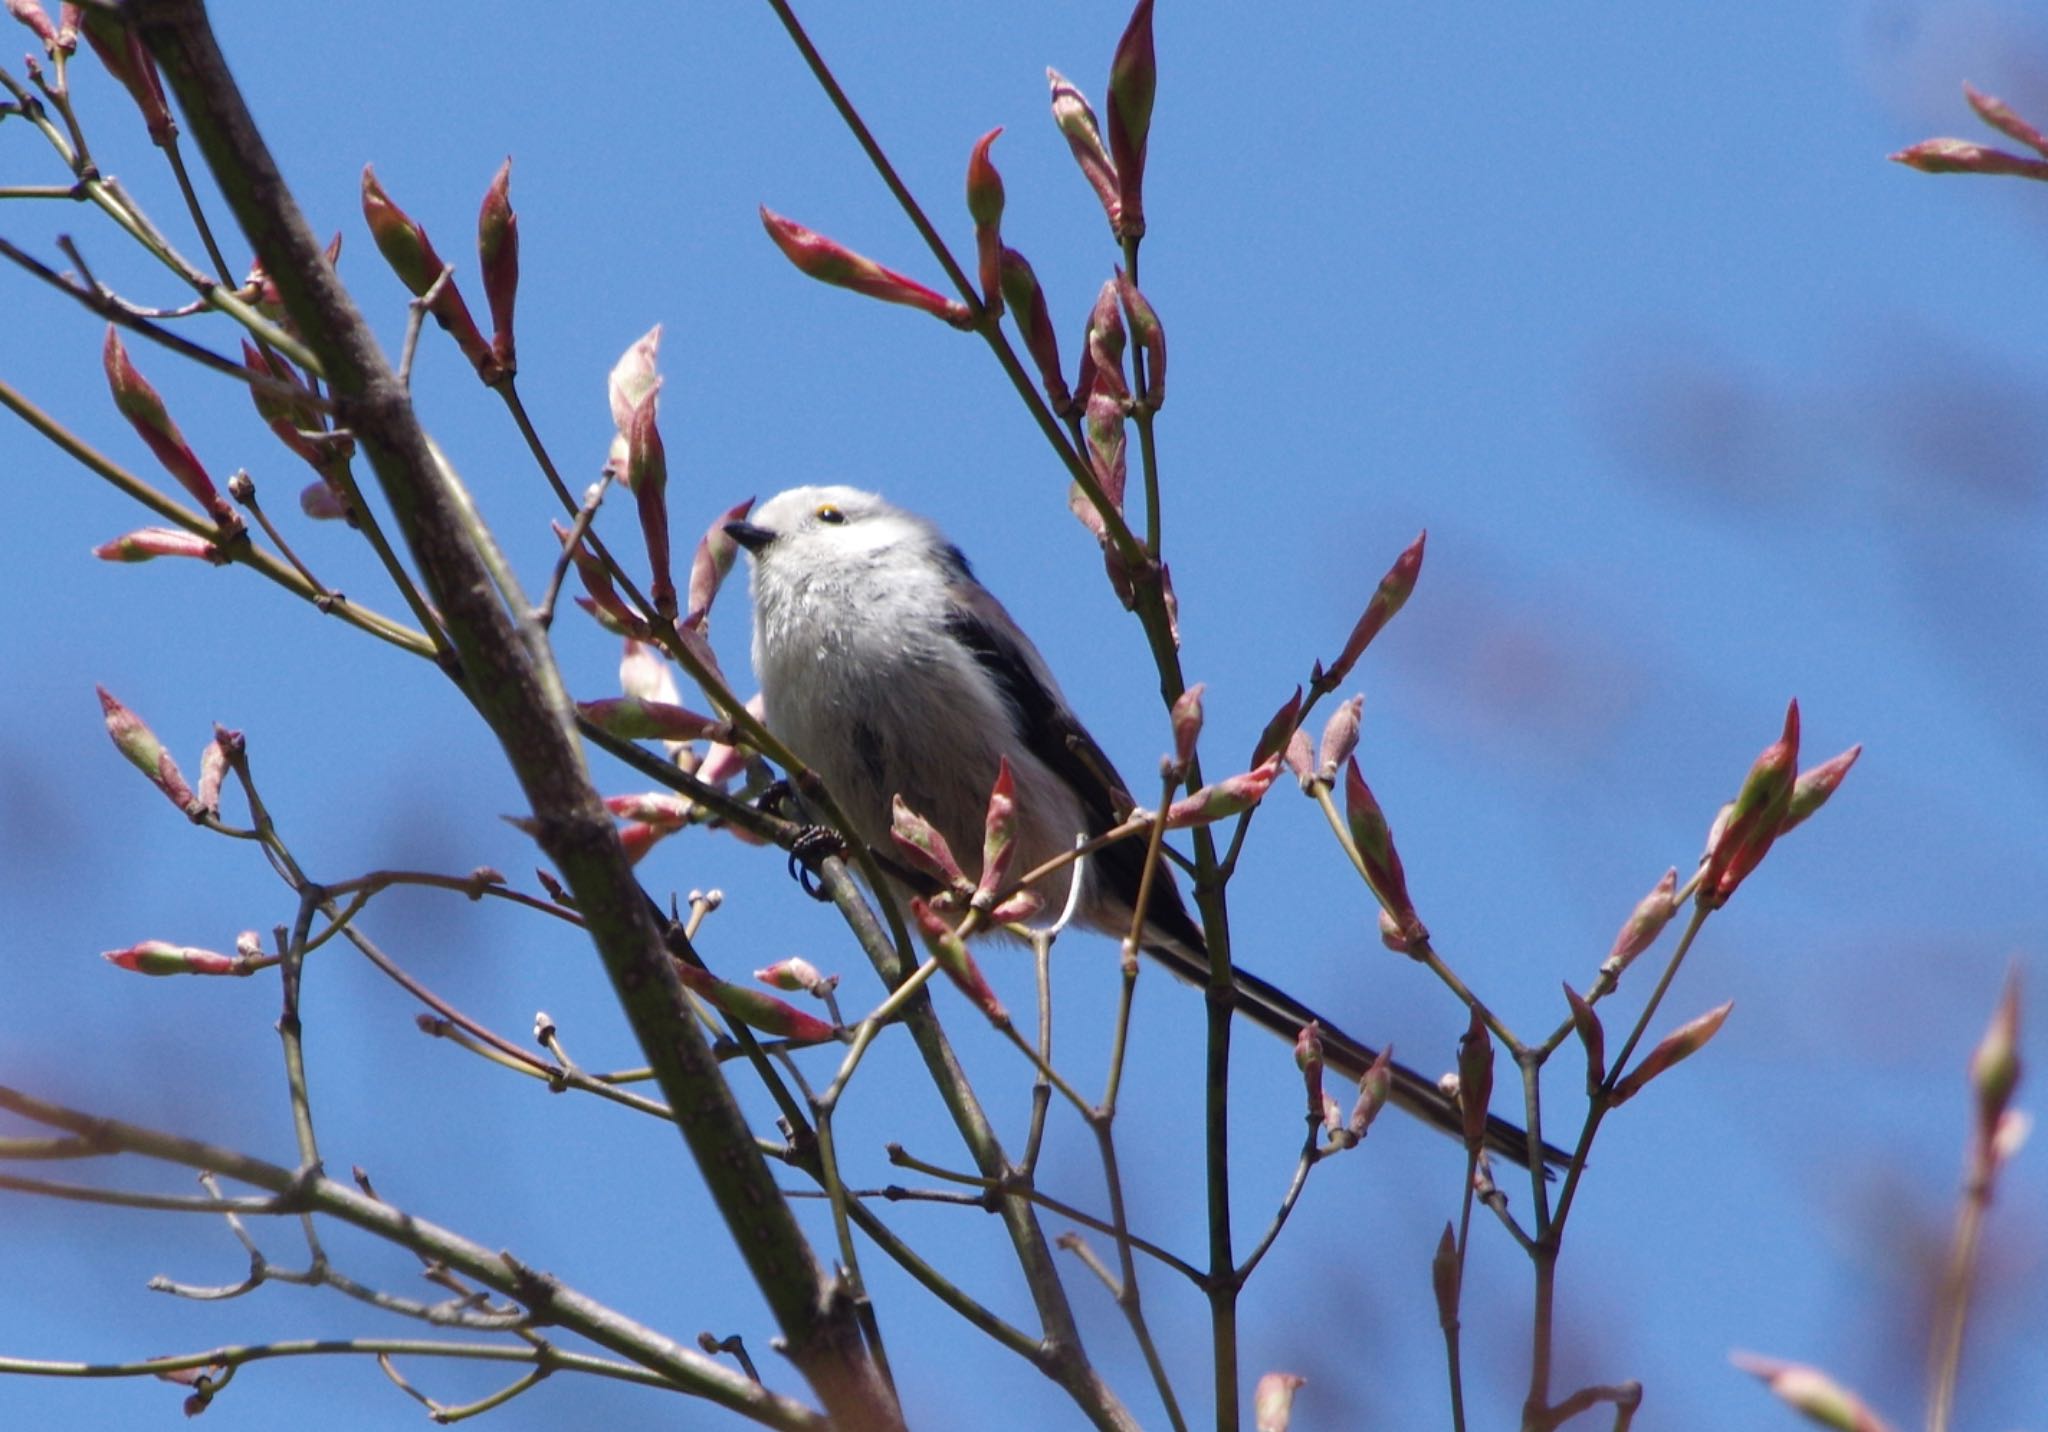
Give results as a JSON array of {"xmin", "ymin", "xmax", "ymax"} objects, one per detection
[{"xmin": 2, "ymin": 1, "xmax": 2044, "ymax": 1428}]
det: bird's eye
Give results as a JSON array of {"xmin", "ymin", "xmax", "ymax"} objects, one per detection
[{"xmin": 815, "ymin": 504, "xmax": 846, "ymax": 525}]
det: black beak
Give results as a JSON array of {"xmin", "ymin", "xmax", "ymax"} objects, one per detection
[{"xmin": 725, "ymin": 520, "xmax": 775, "ymax": 554}]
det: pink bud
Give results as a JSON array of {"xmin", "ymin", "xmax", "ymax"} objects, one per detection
[
  {"xmin": 673, "ymin": 962, "xmax": 838, "ymax": 1044},
  {"xmin": 360, "ymin": 167, "xmax": 498, "ymax": 380},
  {"xmin": 604, "ymin": 791, "xmax": 694, "ymax": 827},
  {"xmin": 1083, "ymin": 388, "xmax": 1127, "ymax": 517},
  {"xmin": 1295, "ymin": 1021, "xmax": 1325, "ymax": 1116},
  {"xmin": 196, "ymin": 727, "xmax": 234, "ymax": 817},
  {"xmin": 103, "ymin": 329, "xmax": 241, "ymax": 534},
  {"xmin": 477, "ymin": 158, "xmax": 519, "ymax": 373},
  {"xmin": 93, "ymin": 526, "xmax": 223, "ymax": 564},
  {"xmin": 977, "ymin": 758, "xmax": 1019, "ymax": 905},
  {"xmin": 1611, "ymin": 1001, "xmax": 1733, "ymax": 1105},
  {"xmin": 1563, "ymin": 983, "xmax": 1605, "ymax": 1095},
  {"xmin": 1165, "ymin": 755, "xmax": 1280, "ymax": 828},
  {"xmin": 998, "ymin": 248, "xmax": 1071, "ymax": 413},
  {"xmin": 1730, "ymin": 1354, "xmax": 1895, "ymax": 1432},
  {"xmin": 575, "ymin": 696, "xmax": 725, "ymax": 743},
  {"xmin": 1169, "ymin": 682, "xmax": 1204, "ymax": 772},
  {"xmin": 1283, "ymin": 728, "xmax": 1315, "ymax": 788},
  {"xmin": 1781, "ymin": 744, "xmax": 1861, "ymax": 835},
  {"xmin": 300, "ymin": 481, "xmax": 350, "ymax": 521},
  {"xmin": 965, "ymin": 128, "xmax": 1005, "ymax": 316},
  {"xmin": 79, "ymin": 10, "xmax": 173, "ymax": 144},
  {"xmin": 1317, "ymin": 695, "xmax": 1363, "ymax": 785},
  {"xmin": 1349, "ymin": 1047, "xmax": 1394, "ymax": 1140},
  {"xmin": 910, "ymin": 898, "xmax": 1008, "ymax": 1024},
  {"xmin": 1105, "ymin": 0, "xmax": 1157, "ymax": 239},
  {"xmin": 892, "ymin": 795, "xmax": 970, "ymax": 891},
  {"xmin": 607, "ymin": 326, "xmax": 663, "ymax": 441},
  {"xmin": 1344, "ymin": 757, "xmax": 1425, "ymax": 947},
  {"xmin": 103, "ymin": 940, "xmax": 240, "ymax": 977},
  {"xmin": 1605, "ymin": 868, "xmax": 1679, "ymax": 974},
  {"xmin": 625, "ymin": 395, "xmax": 675, "ymax": 618},
  {"xmin": 7, "ymin": 1, "xmax": 57, "ymax": 48},
  {"xmin": 1253, "ymin": 1372, "xmax": 1307, "ymax": 1432},
  {"xmin": 1114, "ymin": 267, "xmax": 1165, "ymax": 408},
  {"xmin": 755, "ymin": 957, "xmax": 835, "ymax": 997},
  {"xmin": 555, "ymin": 521, "xmax": 644, "ymax": 636},
  {"xmin": 1047, "ymin": 68, "xmax": 1121, "ymax": 233},
  {"xmin": 1376, "ymin": 907, "xmax": 1417, "ymax": 956},
  {"xmin": 759, "ymin": 207, "xmax": 972, "ymax": 327},
  {"xmin": 1966, "ymin": 83, "xmax": 2048, "ymax": 158},
  {"xmin": 685, "ymin": 496, "xmax": 754, "ymax": 629},
  {"xmin": 619, "ymin": 638, "xmax": 680, "ymax": 707},
  {"xmin": 1890, "ymin": 138, "xmax": 2048, "ymax": 180},
  {"xmin": 1079, "ymin": 279, "xmax": 1127, "ymax": 405},
  {"xmin": 96, "ymin": 686, "xmax": 197, "ymax": 815},
  {"xmin": 1699, "ymin": 700, "xmax": 1801, "ymax": 909},
  {"xmin": 1322, "ymin": 532, "xmax": 1424, "ymax": 689},
  {"xmin": 617, "ymin": 820, "xmax": 674, "ymax": 865},
  {"xmin": 1250, "ymin": 687, "xmax": 1303, "ymax": 770}
]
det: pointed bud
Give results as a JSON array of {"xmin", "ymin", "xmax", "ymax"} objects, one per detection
[
  {"xmin": 604, "ymin": 791, "xmax": 694, "ymax": 827},
  {"xmin": 1431, "ymin": 1222, "xmax": 1460, "ymax": 1326},
  {"xmin": 1730, "ymin": 1354, "xmax": 1895, "ymax": 1432},
  {"xmin": 1106, "ymin": 0, "xmax": 1156, "ymax": 239},
  {"xmin": 1349, "ymin": 1046, "xmax": 1394, "ymax": 1140},
  {"xmin": 555, "ymin": 521, "xmax": 644, "ymax": 636},
  {"xmin": 1168, "ymin": 682, "xmax": 1204, "ymax": 773},
  {"xmin": 891, "ymin": 796, "xmax": 971, "ymax": 892},
  {"xmin": 1165, "ymin": 755, "xmax": 1280, "ymax": 828},
  {"xmin": 1323, "ymin": 531, "xmax": 1425, "ymax": 688},
  {"xmin": 575, "ymin": 696, "xmax": 725, "ymax": 744},
  {"xmin": 1081, "ymin": 279, "xmax": 1127, "ymax": 402},
  {"xmin": 1083, "ymin": 386, "xmax": 1128, "ymax": 515},
  {"xmin": 1611, "ymin": 1001, "xmax": 1733, "ymax": 1105},
  {"xmin": 1563, "ymin": 983, "xmax": 1605, "ymax": 1096},
  {"xmin": 673, "ymin": 962, "xmax": 838, "ymax": 1044},
  {"xmin": 103, "ymin": 329, "xmax": 241, "ymax": 534},
  {"xmin": 93, "ymin": 526, "xmax": 224, "ymax": 564},
  {"xmin": 976, "ymin": 758, "xmax": 1019, "ymax": 906},
  {"xmin": 999, "ymin": 248, "xmax": 1072, "ymax": 413},
  {"xmin": 1964, "ymin": 83, "xmax": 2048, "ymax": 156},
  {"xmin": 477, "ymin": 158, "xmax": 519, "ymax": 372},
  {"xmin": 607, "ymin": 326, "xmax": 663, "ymax": 442},
  {"xmin": 685, "ymin": 496, "xmax": 754, "ymax": 630},
  {"xmin": 1284, "ymin": 728, "xmax": 1315, "ymax": 789},
  {"xmin": 79, "ymin": 10, "xmax": 173, "ymax": 144},
  {"xmin": 103, "ymin": 940, "xmax": 241, "ymax": 976},
  {"xmin": 1456, "ymin": 1008, "xmax": 1494, "ymax": 1153},
  {"xmin": 360, "ymin": 167, "xmax": 498, "ymax": 379},
  {"xmin": 1890, "ymin": 138, "xmax": 2048, "ymax": 180},
  {"xmin": 7, "ymin": 1, "xmax": 54, "ymax": 44},
  {"xmin": 1250, "ymin": 687, "xmax": 1303, "ymax": 769},
  {"xmin": 1699, "ymin": 700, "xmax": 1801, "ymax": 909},
  {"xmin": 987, "ymin": 889, "xmax": 1045, "ymax": 924},
  {"xmin": 625, "ymin": 395, "xmax": 676, "ymax": 618},
  {"xmin": 241, "ymin": 340, "xmax": 348, "ymax": 488},
  {"xmin": 1317, "ymin": 695, "xmax": 1363, "ymax": 786},
  {"xmin": 1253, "ymin": 1373, "xmax": 1307, "ymax": 1432},
  {"xmin": 910, "ymin": 898, "xmax": 1008, "ymax": 1024},
  {"xmin": 619, "ymin": 638, "xmax": 680, "ymax": 707},
  {"xmin": 1047, "ymin": 67, "xmax": 1121, "ymax": 233},
  {"xmin": 1344, "ymin": 757, "xmax": 1425, "ymax": 946},
  {"xmin": 1114, "ymin": 267, "xmax": 1165, "ymax": 408},
  {"xmin": 1605, "ymin": 868, "xmax": 1679, "ymax": 975},
  {"xmin": 759, "ymin": 207, "xmax": 972, "ymax": 326},
  {"xmin": 1295, "ymin": 1021, "xmax": 1325, "ymax": 1118},
  {"xmin": 96, "ymin": 686, "xmax": 198, "ymax": 815},
  {"xmin": 196, "ymin": 727, "xmax": 234, "ymax": 817},
  {"xmin": 756, "ymin": 957, "xmax": 835, "ymax": 997},
  {"xmin": 965, "ymin": 128, "xmax": 1006, "ymax": 316},
  {"xmin": 1970, "ymin": 967, "xmax": 2022, "ymax": 1143},
  {"xmin": 1781, "ymin": 744, "xmax": 1861, "ymax": 835}
]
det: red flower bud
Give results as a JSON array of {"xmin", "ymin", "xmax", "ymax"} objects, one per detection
[
  {"xmin": 1165, "ymin": 756, "xmax": 1280, "ymax": 828},
  {"xmin": 1321, "ymin": 531, "xmax": 1424, "ymax": 689},
  {"xmin": 1699, "ymin": 700, "xmax": 1800, "ymax": 909},
  {"xmin": 1114, "ymin": 267, "xmax": 1165, "ymax": 408},
  {"xmin": 998, "ymin": 248, "xmax": 1071, "ymax": 413},
  {"xmin": 1563, "ymin": 983, "xmax": 1605, "ymax": 1095},
  {"xmin": 575, "ymin": 696, "xmax": 724, "ymax": 743},
  {"xmin": 477, "ymin": 158, "xmax": 519, "ymax": 373},
  {"xmin": 104, "ymin": 940, "xmax": 241, "ymax": 977},
  {"xmin": 96, "ymin": 686, "xmax": 198, "ymax": 815},
  {"xmin": 977, "ymin": 758, "xmax": 1019, "ymax": 906},
  {"xmin": 1611, "ymin": 1001, "xmax": 1733, "ymax": 1105},
  {"xmin": 1295, "ymin": 1021, "xmax": 1325, "ymax": 1117},
  {"xmin": 965, "ymin": 128, "xmax": 1005, "ymax": 316},
  {"xmin": 673, "ymin": 962, "xmax": 838, "ymax": 1044},
  {"xmin": 1456, "ymin": 1008, "xmax": 1494, "ymax": 1153},
  {"xmin": 1168, "ymin": 682, "xmax": 1204, "ymax": 773},
  {"xmin": 759, "ymin": 207, "xmax": 971, "ymax": 326},
  {"xmin": 79, "ymin": 10, "xmax": 174, "ymax": 144},
  {"xmin": 910, "ymin": 898, "xmax": 1008, "ymax": 1024},
  {"xmin": 7, "ymin": 1, "xmax": 57, "ymax": 47},
  {"xmin": 93, "ymin": 526, "xmax": 224, "ymax": 564},
  {"xmin": 685, "ymin": 496, "xmax": 754, "ymax": 630},
  {"xmin": 1966, "ymin": 83, "xmax": 2048, "ymax": 158},
  {"xmin": 625, "ymin": 395, "xmax": 675, "ymax": 619},
  {"xmin": 1249, "ymin": 687, "xmax": 1303, "ymax": 770},
  {"xmin": 1343, "ymin": 757, "xmax": 1425, "ymax": 947},
  {"xmin": 1781, "ymin": 743, "xmax": 1861, "ymax": 835},
  {"xmin": 1605, "ymin": 867, "xmax": 1679, "ymax": 975},
  {"xmin": 1047, "ymin": 67, "xmax": 1121, "ymax": 233},
  {"xmin": 1106, "ymin": 0, "xmax": 1157, "ymax": 239},
  {"xmin": 756, "ymin": 957, "xmax": 835, "ymax": 997},
  {"xmin": 891, "ymin": 796, "xmax": 971, "ymax": 893},
  {"xmin": 1891, "ymin": 138, "xmax": 2048, "ymax": 180},
  {"xmin": 360, "ymin": 166, "xmax": 497, "ymax": 379},
  {"xmin": 103, "ymin": 328, "xmax": 241, "ymax": 534},
  {"xmin": 1079, "ymin": 279, "xmax": 1127, "ymax": 404},
  {"xmin": 1349, "ymin": 1046, "xmax": 1394, "ymax": 1140}
]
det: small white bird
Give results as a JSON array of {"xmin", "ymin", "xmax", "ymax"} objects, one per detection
[{"xmin": 729, "ymin": 484, "xmax": 1557, "ymax": 1170}]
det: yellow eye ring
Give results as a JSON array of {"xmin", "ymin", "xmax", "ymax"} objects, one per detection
[{"xmin": 815, "ymin": 504, "xmax": 846, "ymax": 525}]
